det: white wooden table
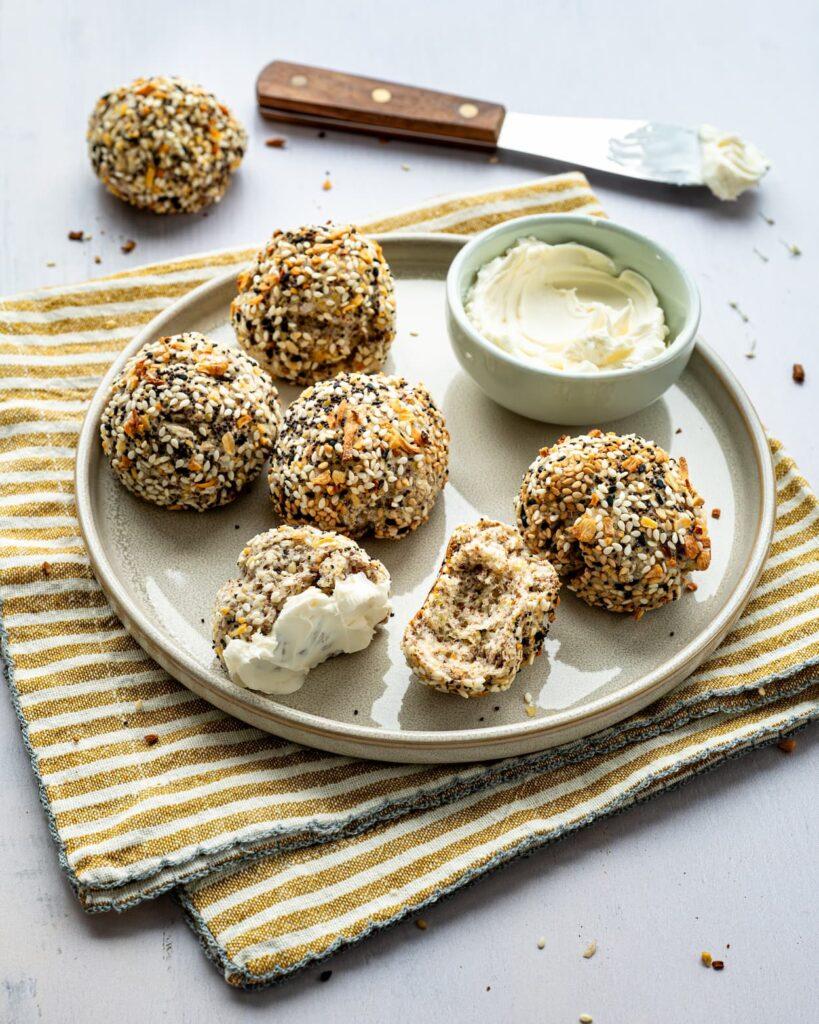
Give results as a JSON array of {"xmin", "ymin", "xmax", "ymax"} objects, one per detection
[{"xmin": 1, "ymin": 1, "xmax": 816, "ymax": 1020}]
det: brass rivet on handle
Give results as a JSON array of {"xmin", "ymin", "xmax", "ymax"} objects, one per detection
[
  {"xmin": 459, "ymin": 102, "xmax": 479, "ymax": 119},
  {"xmin": 290, "ymin": 74, "xmax": 308, "ymax": 87},
  {"xmin": 371, "ymin": 87, "xmax": 392, "ymax": 103}
]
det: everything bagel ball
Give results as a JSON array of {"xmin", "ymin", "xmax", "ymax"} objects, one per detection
[
  {"xmin": 268, "ymin": 372, "xmax": 449, "ymax": 539},
  {"xmin": 516, "ymin": 430, "xmax": 711, "ymax": 616},
  {"xmin": 100, "ymin": 333, "xmax": 280, "ymax": 511},
  {"xmin": 231, "ymin": 224, "xmax": 397, "ymax": 385},
  {"xmin": 87, "ymin": 75, "xmax": 246, "ymax": 214}
]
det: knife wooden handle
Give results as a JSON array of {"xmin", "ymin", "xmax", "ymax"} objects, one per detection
[{"xmin": 257, "ymin": 61, "xmax": 505, "ymax": 146}]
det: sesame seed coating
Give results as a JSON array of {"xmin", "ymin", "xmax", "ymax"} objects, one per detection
[
  {"xmin": 100, "ymin": 332, "xmax": 281, "ymax": 511},
  {"xmin": 212, "ymin": 525, "xmax": 389, "ymax": 659},
  {"xmin": 402, "ymin": 520, "xmax": 560, "ymax": 698},
  {"xmin": 231, "ymin": 224, "xmax": 396, "ymax": 385},
  {"xmin": 268, "ymin": 372, "xmax": 449, "ymax": 540},
  {"xmin": 516, "ymin": 430, "xmax": 711, "ymax": 615},
  {"xmin": 87, "ymin": 75, "xmax": 246, "ymax": 214}
]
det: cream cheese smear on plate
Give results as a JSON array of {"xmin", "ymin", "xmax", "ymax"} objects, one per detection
[
  {"xmin": 465, "ymin": 238, "xmax": 669, "ymax": 373},
  {"xmin": 223, "ymin": 573, "xmax": 391, "ymax": 694}
]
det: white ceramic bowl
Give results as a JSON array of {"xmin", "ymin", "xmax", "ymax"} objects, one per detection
[{"xmin": 446, "ymin": 214, "xmax": 701, "ymax": 424}]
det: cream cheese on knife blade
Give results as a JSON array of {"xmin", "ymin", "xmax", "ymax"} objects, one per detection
[
  {"xmin": 698, "ymin": 125, "xmax": 771, "ymax": 201},
  {"xmin": 465, "ymin": 238, "xmax": 669, "ymax": 373}
]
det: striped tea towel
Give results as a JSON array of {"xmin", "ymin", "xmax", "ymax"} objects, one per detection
[{"xmin": 1, "ymin": 172, "xmax": 816, "ymax": 988}]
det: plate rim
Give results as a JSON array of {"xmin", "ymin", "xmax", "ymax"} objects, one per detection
[{"xmin": 74, "ymin": 232, "xmax": 776, "ymax": 761}]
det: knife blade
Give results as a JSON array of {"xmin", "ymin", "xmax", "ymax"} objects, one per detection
[{"xmin": 257, "ymin": 61, "xmax": 705, "ymax": 187}]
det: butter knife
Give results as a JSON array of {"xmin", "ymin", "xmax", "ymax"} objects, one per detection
[{"xmin": 257, "ymin": 61, "xmax": 710, "ymax": 187}]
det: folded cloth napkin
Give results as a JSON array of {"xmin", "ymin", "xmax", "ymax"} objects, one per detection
[{"xmin": 1, "ymin": 172, "xmax": 816, "ymax": 988}]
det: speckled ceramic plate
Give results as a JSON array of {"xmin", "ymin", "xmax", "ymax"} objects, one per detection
[{"xmin": 75, "ymin": 234, "xmax": 775, "ymax": 763}]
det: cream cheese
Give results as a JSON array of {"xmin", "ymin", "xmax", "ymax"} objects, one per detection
[
  {"xmin": 222, "ymin": 573, "xmax": 391, "ymax": 694},
  {"xmin": 465, "ymin": 238, "xmax": 669, "ymax": 374},
  {"xmin": 699, "ymin": 124, "xmax": 771, "ymax": 201}
]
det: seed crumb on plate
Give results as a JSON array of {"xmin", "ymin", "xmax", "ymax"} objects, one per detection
[{"xmin": 583, "ymin": 940, "xmax": 597, "ymax": 958}]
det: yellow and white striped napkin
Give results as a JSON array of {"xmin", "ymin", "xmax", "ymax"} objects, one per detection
[{"xmin": 1, "ymin": 172, "xmax": 816, "ymax": 988}]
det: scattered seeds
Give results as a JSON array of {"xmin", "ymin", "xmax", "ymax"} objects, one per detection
[
  {"xmin": 318, "ymin": 969, "xmax": 332, "ymax": 982},
  {"xmin": 778, "ymin": 737, "xmax": 797, "ymax": 753},
  {"xmin": 46, "ymin": 260, "xmax": 56, "ymax": 267},
  {"xmin": 415, "ymin": 918, "xmax": 428, "ymax": 930},
  {"xmin": 579, "ymin": 1016, "xmax": 594, "ymax": 1023},
  {"xmin": 121, "ymin": 239, "xmax": 137, "ymax": 254},
  {"xmin": 744, "ymin": 338, "xmax": 757, "ymax": 359},
  {"xmin": 675, "ymin": 427, "xmax": 683, "ymax": 434},
  {"xmin": 782, "ymin": 240, "xmax": 802, "ymax": 256},
  {"xmin": 792, "ymin": 364, "xmax": 805, "ymax": 384},
  {"xmin": 41, "ymin": 561, "xmax": 52, "ymax": 576},
  {"xmin": 94, "ymin": 256, "xmax": 102, "ymax": 264},
  {"xmin": 401, "ymin": 163, "xmax": 411, "ymax": 171},
  {"xmin": 583, "ymin": 940, "xmax": 597, "ymax": 959},
  {"xmin": 409, "ymin": 330, "xmax": 419, "ymax": 337},
  {"xmin": 322, "ymin": 178, "xmax": 333, "ymax": 191},
  {"xmin": 317, "ymin": 130, "xmax": 326, "ymax": 139},
  {"xmin": 728, "ymin": 301, "xmax": 749, "ymax": 323},
  {"xmin": 265, "ymin": 136, "xmax": 287, "ymax": 148},
  {"xmin": 759, "ymin": 212, "xmax": 775, "ymax": 226},
  {"xmin": 701, "ymin": 951, "xmax": 713, "ymax": 967},
  {"xmin": 144, "ymin": 733, "xmax": 159, "ymax": 746},
  {"xmin": 134, "ymin": 699, "xmax": 144, "ymax": 712},
  {"xmin": 488, "ymin": 154, "xmax": 499, "ymax": 164},
  {"xmin": 537, "ymin": 937, "xmax": 546, "ymax": 950},
  {"xmin": 758, "ymin": 686, "xmax": 767, "ymax": 696},
  {"xmin": 711, "ymin": 508, "xmax": 721, "ymax": 519},
  {"xmin": 752, "ymin": 247, "xmax": 769, "ymax": 263},
  {"xmin": 68, "ymin": 230, "xmax": 87, "ymax": 241},
  {"xmin": 712, "ymin": 960, "xmax": 725, "ymax": 971}
]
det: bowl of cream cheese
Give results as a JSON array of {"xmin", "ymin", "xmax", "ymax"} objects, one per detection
[{"xmin": 446, "ymin": 214, "xmax": 700, "ymax": 423}]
